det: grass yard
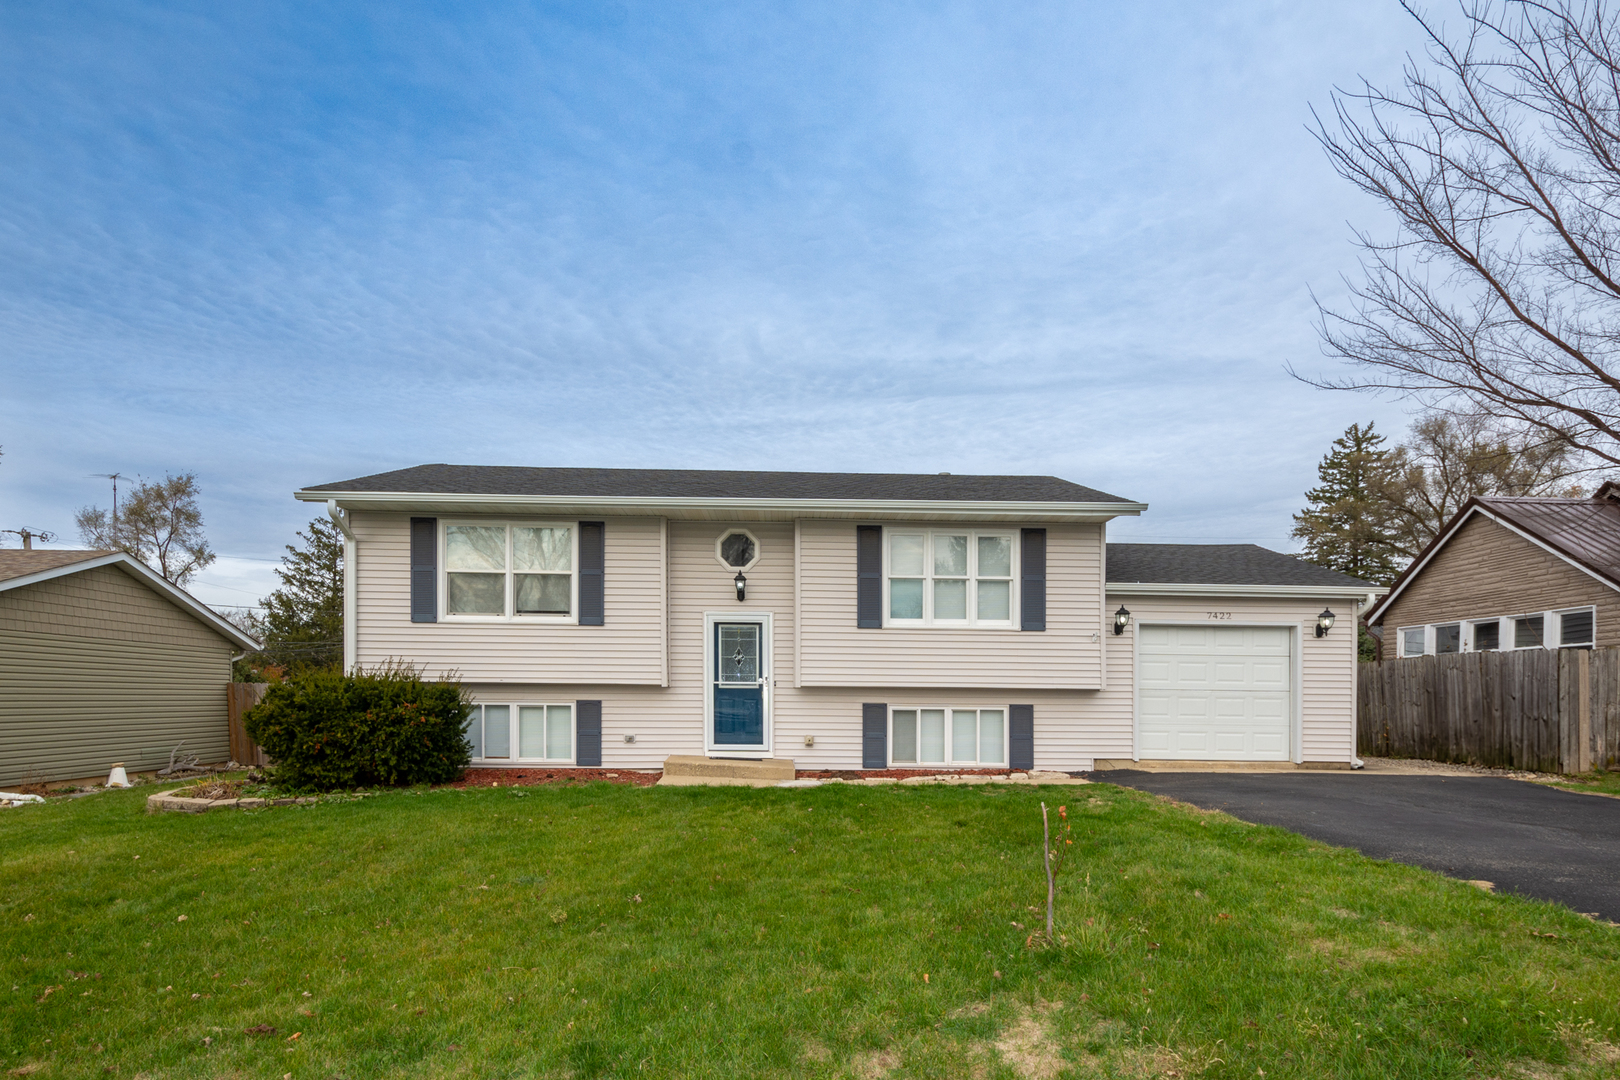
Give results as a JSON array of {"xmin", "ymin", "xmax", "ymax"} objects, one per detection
[
  {"xmin": 1538, "ymin": 771, "xmax": 1620, "ymax": 798},
  {"xmin": 3, "ymin": 780, "xmax": 1619, "ymax": 1079}
]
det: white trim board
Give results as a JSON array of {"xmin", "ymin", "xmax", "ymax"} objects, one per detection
[
  {"xmin": 1108, "ymin": 582, "xmax": 1380, "ymax": 600},
  {"xmin": 296, "ymin": 490, "xmax": 1147, "ymax": 524},
  {"xmin": 0, "ymin": 552, "xmax": 261, "ymax": 652},
  {"xmin": 1365, "ymin": 504, "xmax": 1620, "ymax": 624}
]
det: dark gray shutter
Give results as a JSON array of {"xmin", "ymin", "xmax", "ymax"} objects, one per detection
[
  {"xmin": 579, "ymin": 521, "xmax": 605, "ymax": 626},
  {"xmin": 1009, "ymin": 704, "xmax": 1034, "ymax": 770},
  {"xmin": 1020, "ymin": 528, "xmax": 1046, "ymax": 632},
  {"xmin": 862, "ymin": 702, "xmax": 888, "ymax": 769},
  {"xmin": 856, "ymin": 525, "xmax": 883, "ymax": 628},
  {"xmin": 410, "ymin": 517, "xmax": 437, "ymax": 623},
  {"xmin": 575, "ymin": 700, "xmax": 602, "ymax": 767}
]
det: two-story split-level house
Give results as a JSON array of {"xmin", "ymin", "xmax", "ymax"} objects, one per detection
[{"xmin": 295, "ymin": 466, "xmax": 1377, "ymax": 772}]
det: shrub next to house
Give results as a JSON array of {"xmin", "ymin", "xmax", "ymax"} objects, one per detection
[{"xmin": 244, "ymin": 665, "xmax": 471, "ymax": 790}]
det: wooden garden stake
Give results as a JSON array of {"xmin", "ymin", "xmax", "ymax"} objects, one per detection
[{"xmin": 1041, "ymin": 801, "xmax": 1055, "ymax": 941}]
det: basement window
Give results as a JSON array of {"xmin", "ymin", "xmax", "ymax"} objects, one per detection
[
  {"xmin": 890, "ymin": 707, "xmax": 1006, "ymax": 767},
  {"xmin": 467, "ymin": 703, "xmax": 574, "ymax": 763}
]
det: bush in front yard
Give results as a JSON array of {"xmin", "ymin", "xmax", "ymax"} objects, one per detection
[{"xmin": 243, "ymin": 663, "xmax": 471, "ymax": 790}]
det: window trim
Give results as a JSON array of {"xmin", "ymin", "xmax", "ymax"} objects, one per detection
[
  {"xmin": 882, "ymin": 528, "xmax": 1018, "ymax": 628},
  {"xmin": 467, "ymin": 702, "xmax": 576, "ymax": 764},
  {"xmin": 440, "ymin": 519, "xmax": 579, "ymax": 623},
  {"xmin": 714, "ymin": 527, "xmax": 762, "ymax": 572},
  {"xmin": 1396, "ymin": 606, "xmax": 1597, "ymax": 655},
  {"xmin": 887, "ymin": 705, "xmax": 1009, "ymax": 768}
]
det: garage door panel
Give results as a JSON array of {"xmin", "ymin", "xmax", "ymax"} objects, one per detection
[{"xmin": 1138, "ymin": 624, "xmax": 1293, "ymax": 761}]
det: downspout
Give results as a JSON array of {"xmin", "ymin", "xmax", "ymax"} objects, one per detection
[
  {"xmin": 327, "ymin": 501, "xmax": 357, "ymax": 674},
  {"xmin": 1350, "ymin": 593, "xmax": 1377, "ymax": 769}
]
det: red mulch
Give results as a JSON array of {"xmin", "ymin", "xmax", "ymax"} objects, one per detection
[
  {"xmin": 796, "ymin": 768, "xmax": 1015, "ymax": 780},
  {"xmin": 444, "ymin": 768, "xmax": 660, "ymax": 789},
  {"xmin": 440, "ymin": 766, "xmax": 1025, "ymax": 790}
]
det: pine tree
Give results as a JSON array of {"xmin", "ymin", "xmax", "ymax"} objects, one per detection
[
  {"xmin": 256, "ymin": 517, "xmax": 345, "ymax": 672},
  {"xmin": 1291, "ymin": 421, "xmax": 1400, "ymax": 587}
]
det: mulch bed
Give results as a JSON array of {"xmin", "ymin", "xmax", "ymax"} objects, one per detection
[
  {"xmin": 445, "ymin": 768, "xmax": 661, "ymax": 789},
  {"xmin": 441, "ymin": 766, "xmax": 1031, "ymax": 789}
]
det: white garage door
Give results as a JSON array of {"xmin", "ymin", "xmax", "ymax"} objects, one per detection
[{"xmin": 1137, "ymin": 624, "xmax": 1292, "ymax": 761}]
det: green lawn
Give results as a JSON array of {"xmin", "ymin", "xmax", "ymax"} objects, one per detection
[
  {"xmin": 1537, "ymin": 771, "xmax": 1620, "ymax": 798},
  {"xmin": 3, "ymin": 780, "xmax": 1618, "ymax": 1079}
]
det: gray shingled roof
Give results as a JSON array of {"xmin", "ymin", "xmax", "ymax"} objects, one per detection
[
  {"xmin": 1106, "ymin": 544, "xmax": 1374, "ymax": 588},
  {"xmin": 0, "ymin": 549, "xmax": 111, "ymax": 584},
  {"xmin": 303, "ymin": 464, "xmax": 1136, "ymax": 504}
]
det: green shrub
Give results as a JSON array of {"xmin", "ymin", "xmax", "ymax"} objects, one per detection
[{"xmin": 243, "ymin": 663, "xmax": 471, "ymax": 790}]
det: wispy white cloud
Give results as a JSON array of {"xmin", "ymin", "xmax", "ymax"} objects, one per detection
[{"xmin": 1, "ymin": 0, "xmax": 1424, "ymax": 567}]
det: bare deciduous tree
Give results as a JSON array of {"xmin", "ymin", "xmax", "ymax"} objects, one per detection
[
  {"xmin": 1299, "ymin": 1, "xmax": 1620, "ymax": 466},
  {"xmin": 76, "ymin": 473, "xmax": 216, "ymax": 586},
  {"xmin": 1376, "ymin": 409, "xmax": 1586, "ymax": 557}
]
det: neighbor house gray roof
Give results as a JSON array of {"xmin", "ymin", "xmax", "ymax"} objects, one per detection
[
  {"xmin": 1106, "ymin": 544, "xmax": 1375, "ymax": 589},
  {"xmin": 302, "ymin": 464, "xmax": 1136, "ymax": 504},
  {"xmin": 0, "ymin": 549, "xmax": 111, "ymax": 584}
]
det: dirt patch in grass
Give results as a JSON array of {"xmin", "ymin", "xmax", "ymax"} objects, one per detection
[
  {"xmin": 445, "ymin": 768, "xmax": 660, "ymax": 788},
  {"xmin": 993, "ymin": 1003, "xmax": 1069, "ymax": 1080},
  {"xmin": 851, "ymin": 1046, "xmax": 901, "ymax": 1078}
]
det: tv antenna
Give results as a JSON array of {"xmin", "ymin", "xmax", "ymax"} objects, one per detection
[{"xmin": 90, "ymin": 473, "xmax": 124, "ymax": 539}]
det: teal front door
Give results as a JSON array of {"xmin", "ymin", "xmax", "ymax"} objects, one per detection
[{"xmin": 713, "ymin": 621, "xmax": 765, "ymax": 747}]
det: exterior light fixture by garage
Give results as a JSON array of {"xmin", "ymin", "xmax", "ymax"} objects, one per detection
[
  {"xmin": 1316, "ymin": 608, "xmax": 1336, "ymax": 638},
  {"xmin": 1113, "ymin": 604, "xmax": 1132, "ymax": 635},
  {"xmin": 734, "ymin": 570, "xmax": 747, "ymax": 602}
]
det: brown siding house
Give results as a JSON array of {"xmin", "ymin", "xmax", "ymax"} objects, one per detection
[
  {"xmin": 1367, "ymin": 487, "xmax": 1620, "ymax": 660},
  {"xmin": 0, "ymin": 550, "xmax": 260, "ymax": 787}
]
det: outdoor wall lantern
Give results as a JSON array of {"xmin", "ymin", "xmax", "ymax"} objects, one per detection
[
  {"xmin": 734, "ymin": 570, "xmax": 747, "ymax": 602},
  {"xmin": 1316, "ymin": 608, "xmax": 1336, "ymax": 638},
  {"xmin": 1113, "ymin": 604, "xmax": 1132, "ymax": 635}
]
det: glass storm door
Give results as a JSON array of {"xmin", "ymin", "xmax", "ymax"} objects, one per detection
[{"xmin": 713, "ymin": 622, "xmax": 765, "ymax": 747}]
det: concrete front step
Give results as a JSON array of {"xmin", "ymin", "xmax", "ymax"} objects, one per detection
[{"xmin": 658, "ymin": 755, "xmax": 796, "ymax": 787}]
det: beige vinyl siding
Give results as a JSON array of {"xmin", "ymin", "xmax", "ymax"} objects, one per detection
[
  {"xmin": 796, "ymin": 520, "xmax": 1105, "ymax": 689},
  {"xmin": 465, "ymin": 683, "xmax": 1103, "ymax": 771},
  {"xmin": 1096, "ymin": 594, "xmax": 1358, "ymax": 764},
  {"xmin": 350, "ymin": 512, "xmax": 667, "ymax": 684},
  {"xmin": 1377, "ymin": 513, "xmax": 1620, "ymax": 658},
  {"xmin": 0, "ymin": 566, "xmax": 237, "ymax": 786}
]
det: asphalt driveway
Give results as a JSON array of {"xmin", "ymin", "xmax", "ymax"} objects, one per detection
[{"xmin": 1100, "ymin": 772, "xmax": 1620, "ymax": 921}]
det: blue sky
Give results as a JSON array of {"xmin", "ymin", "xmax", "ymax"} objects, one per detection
[{"xmin": 0, "ymin": 0, "xmax": 1423, "ymax": 608}]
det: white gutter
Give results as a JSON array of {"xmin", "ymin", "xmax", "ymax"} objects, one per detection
[
  {"xmin": 327, "ymin": 501, "xmax": 358, "ymax": 673},
  {"xmin": 1106, "ymin": 582, "xmax": 1384, "ymax": 600},
  {"xmin": 295, "ymin": 489, "xmax": 1147, "ymax": 522}
]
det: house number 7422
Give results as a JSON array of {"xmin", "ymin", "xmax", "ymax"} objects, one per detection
[{"xmin": 1207, "ymin": 611, "xmax": 1232, "ymax": 620}]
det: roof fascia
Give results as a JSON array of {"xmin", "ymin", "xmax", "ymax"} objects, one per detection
[
  {"xmin": 296, "ymin": 490, "xmax": 1147, "ymax": 522},
  {"xmin": 1106, "ymin": 582, "xmax": 1384, "ymax": 600},
  {"xmin": 0, "ymin": 552, "xmax": 261, "ymax": 651}
]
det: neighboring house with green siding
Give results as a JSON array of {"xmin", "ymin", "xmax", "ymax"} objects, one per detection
[{"xmin": 0, "ymin": 549, "xmax": 260, "ymax": 787}]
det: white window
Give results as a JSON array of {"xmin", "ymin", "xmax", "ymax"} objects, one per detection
[
  {"xmin": 444, "ymin": 522, "xmax": 575, "ymax": 620},
  {"xmin": 890, "ymin": 707, "xmax": 1006, "ymax": 767},
  {"xmin": 1558, "ymin": 607, "xmax": 1595, "ymax": 648},
  {"xmin": 1399, "ymin": 626, "xmax": 1425, "ymax": 657},
  {"xmin": 467, "ymin": 703, "xmax": 574, "ymax": 763},
  {"xmin": 1512, "ymin": 614, "xmax": 1545, "ymax": 649},
  {"xmin": 1470, "ymin": 620, "xmax": 1501, "ymax": 651},
  {"xmin": 886, "ymin": 530, "xmax": 1015, "ymax": 626},
  {"xmin": 1434, "ymin": 623, "xmax": 1461, "ymax": 654}
]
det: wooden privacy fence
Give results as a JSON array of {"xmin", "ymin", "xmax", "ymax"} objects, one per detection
[
  {"xmin": 1358, "ymin": 648, "xmax": 1620, "ymax": 773},
  {"xmin": 227, "ymin": 682, "xmax": 271, "ymax": 767}
]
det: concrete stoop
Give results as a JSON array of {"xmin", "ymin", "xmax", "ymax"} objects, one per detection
[{"xmin": 658, "ymin": 755, "xmax": 797, "ymax": 787}]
